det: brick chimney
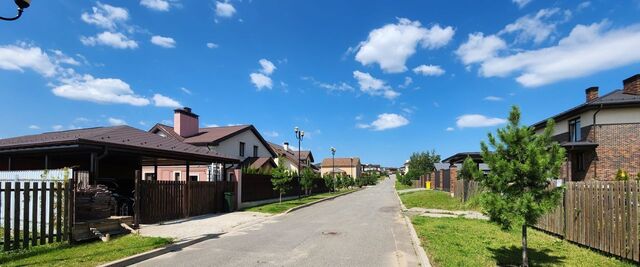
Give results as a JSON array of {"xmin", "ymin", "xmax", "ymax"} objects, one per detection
[
  {"xmin": 623, "ymin": 74, "xmax": 640, "ymax": 95},
  {"xmin": 585, "ymin": 86, "xmax": 599, "ymax": 102},
  {"xmin": 283, "ymin": 142, "xmax": 289, "ymax": 151},
  {"xmin": 173, "ymin": 107, "xmax": 199, "ymax": 137}
]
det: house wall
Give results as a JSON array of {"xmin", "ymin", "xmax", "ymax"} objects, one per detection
[
  {"xmin": 320, "ymin": 164, "xmax": 362, "ymax": 179},
  {"xmin": 535, "ymin": 107, "xmax": 640, "ymax": 136},
  {"xmin": 142, "ymin": 165, "xmax": 210, "ymax": 181},
  {"xmin": 208, "ymin": 130, "xmax": 272, "ymax": 160}
]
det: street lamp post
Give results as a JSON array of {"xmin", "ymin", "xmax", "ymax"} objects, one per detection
[
  {"xmin": 294, "ymin": 127, "xmax": 304, "ymax": 198},
  {"xmin": 330, "ymin": 147, "xmax": 336, "ymax": 188},
  {"xmin": 1, "ymin": 0, "xmax": 31, "ymax": 21}
]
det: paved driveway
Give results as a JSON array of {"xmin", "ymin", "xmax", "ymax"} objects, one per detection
[{"xmin": 135, "ymin": 177, "xmax": 419, "ymax": 267}]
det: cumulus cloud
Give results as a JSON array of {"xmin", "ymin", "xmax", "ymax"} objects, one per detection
[
  {"xmin": 480, "ymin": 21, "xmax": 640, "ymax": 87},
  {"xmin": 81, "ymin": 2, "xmax": 129, "ymax": 30},
  {"xmin": 512, "ymin": 0, "xmax": 532, "ymax": 9},
  {"xmin": 81, "ymin": 32, "xmax": 138, "ymax": 49},
  {"xmin": 150, "ymin": 35, "xmax": 176, "ymax": 48},
  {"xmin": 358, "ymin": 113, "xmax": 409, "ymax": 131},
  {"xmin": 250, "ymin": 73, "xmax": 272, "ymax": 90},
  {"xmin": 108, "ymin": 117, "xmax": 127, "ymax": 126},
  {"xmin": 413, "ymin": 64, "xmax": 445, "ymax": 76},
  {"xmin": 215, "ymin": 1, "xmax": 236, "ymax": 18},
  {"xmin": 153, "ymin": 94, "xmax": 181, "ymax": 108},
  {"xmin": 499, "ymin": 8, "xmax": 570, "ymax": 44},
  {"xmin": 206, "ymin": 42, "xmax": 219, "ymax": 49},
  {"xmin": 352, "ymin": 71, "xmax": 399, "ymax": 100},
  {"xmin": 446, "ymin": 127, "xmax": 455, "ymax": 132},
  {"xmin": 258, "ymin": 59, "xmax": 276, "ymax": 75},
  {"xmin": 354, "ymin": 18, "xmax": 454, "ymax": 73},
  {"xmin": 0, "ymin": 44, "xmax": 58, "ymax": 77},
  {"xmin": 52, "ymin": 75, "xmax": 150, "ymax": 106},
  {"xmin": 456, "ymin": 114, "xmax": 507, "ymax": 128},
  {"xmin": 140, "ymin": 0, "xmax": 170, "ymax": 11},
  {"xmin": 456, "ymin": 33, "xmax": 507, "ymax": 65}
]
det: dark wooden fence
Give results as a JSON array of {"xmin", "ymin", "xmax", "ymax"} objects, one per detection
[
  {"xmin": 1, "ymin": 181, "xmax": 72, "ymax": 251},
  {"xmin": 534, "ymin": 181, "xmax": 640, "ymax": 262},
  {"xmin": 137, "ymin": 180, "xmax": 235, "ymax": 224},
  {"xmin": 453, "ymin": 179, "xmax": 482, "ymax": 202},
  {"xmin": 241, "ymin": 174, "xmax": 327, "ymax": 203}
]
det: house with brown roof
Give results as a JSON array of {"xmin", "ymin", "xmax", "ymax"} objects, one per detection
[
  {"xmin": 268, "ymin": 142, "xmax": 315, "ymax": 174},
  {"xmin": 143, "ymin": 107, "xmax": 277, "ymax": 181},
  {"xmin": 320, "ymin": 157, "xmax": 362, "ymax": 179},
  {"xmin": 533, "ymin": 74, "xmax": 640, "ymax": 181}
]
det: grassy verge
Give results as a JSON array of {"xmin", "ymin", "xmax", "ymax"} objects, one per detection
[
  {"xmin": 395, "ymin": 180, "xmax": 412, "ymax": 191},
  {"xmin": 0, "ymin": 234, "xmax": 171, "ymax": 267},
  {"xmin": 400, "ymin": 190, "xmax": 481, "ymax": 211},
  {"xmin": 245, "ymin": 190, "xmax": 356, "ymax": 214},
  {"xmin": 411, "ymin": 216, "xmax": 634, "ymax": 267}
]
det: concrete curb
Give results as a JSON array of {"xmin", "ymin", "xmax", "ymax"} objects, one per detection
[
  {"xmin": 283, "ymin": 188, "xmax": 363, "ymax": 214},
  {"xmin": 394, "ymin": 181, "xmax": 431, "ymax": 267},
  {"xmin": 98, "ymin": 233, "xmax": 222, "ymax": 267}
]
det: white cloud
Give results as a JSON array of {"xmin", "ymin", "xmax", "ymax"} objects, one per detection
[
  {"xmin": 180, "ymin": 87, "xmax": 192, "ymax": 94},
  {"xmin": 51, "ymin": 50, "xmax": 81, "ymax": 66},
  {"xmin": 263, "ymin": 131, "xmax": 279, "ymax": 138},
  {"xmin": 303, "ymin": 77, "xmax": 354, "ymax": 92},
  {"xmin": 456, "ymin": 114, "xmax": 507, "ymax": 128},
  {"xmin": 512, "ymin": 0, "xmax": 532, "ymax": 9},
  {"xmin": 258, "ymin": 59, "xmax": 276, "ymax": 75},
  {"xmin": 446, "ymin": 127, "xmax": 455, "ymax": 132},
  {"xmin": 215, "ymin": 1, "xmax": 236, "ymax": 18},
  {"xmin": 108, "ymin": 117, "xmax": 127, "ymax": 126},
  {"xmin": 205, "ymin": 123, "xmax": 219, "ymax": 127},
  {"xmin": 81, "ymin": 32, "xmax": 138, "ymax": 49},
  {"xmin": 52, "ymin": 75, "xmax": 150, "ymax": 106},
  {"xmin": 484, "ymin": 96, "xmax": 504, "ymax": 101},
  {"xmin": 151, "ymin": 35, "xmax": 176, "ymax": 48},
  {"xmin": 28, "ymin": 125, "xmax": 40, "ymax": 130},
  {"xmin": 153, "ymin": 94, "xmax": 181, "ymax": 108},
  {"xmin": 250, "ymin": 73, "xmax": 273, "ymax": 90},
  {"xmin": 206, "ymin": 42, "xmax": 219, "ymax": 49},
  {"xmin": 480, "ymin": 21, "xmax": 640, "ymax": 87},
  {"xmin": 140, "ymin": 0, "xmax": 170, "ymax": 11},
  {"xmin": 413, "ymin": 64, "xmax": 445, "ymax": 76},
  {"xmin": 81, "ymin": 2, "xmax": 129, "ymax": 30},
  {"xmin": 52, "ymin": 125, "xmax": 64, "ymax": 131},
  {"xmin": 358, "ymin": 113, "xmax": 409, "ymax": 131},
  {"xmin": 352, "ymin": 71, "xmax": 400, "ymax": 100},
  {"xmin": 355, "ymin": 18, "xmax": 454, "ymax": 73},
  {"xmin": 577, "ymin": 1, "xmax": 591, "ymax": 11},
  {"xmin": 456, "ymin": 33, "xmax": 507, "ymax": 65},
  {"xmin": 0, "ymin": 44, "xmax": 57, "ymax": 77},
  {"xmin": 499, "ymin": 8, "xmax": 569, "ymax": 44},
  {"xmin": 399, "ymin": 77, "xmax": 413, "ymax": 88}
]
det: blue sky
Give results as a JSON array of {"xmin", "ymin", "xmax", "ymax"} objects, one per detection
[{"xmin": 1, "ymin": 0, "xmax": 640, "ymax": 167}]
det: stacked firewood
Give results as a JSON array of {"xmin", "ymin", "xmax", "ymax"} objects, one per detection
[{"xmin": 75, "ymin": 185, "xmax": 115, "ymax": 221}]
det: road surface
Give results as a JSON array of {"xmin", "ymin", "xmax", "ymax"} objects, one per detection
[{"xmin": 136, "ymin": 176, "xmax": 419, "ymax": 267}]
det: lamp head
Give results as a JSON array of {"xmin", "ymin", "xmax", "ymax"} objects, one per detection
[
  {"xmin": 15, "ymin": 0, "xmax": 30, "ymax": 9},
  {"xmin": 300, "ymin": 130, "xmax": 304, "ymax": 137},
  {"xmin": 294, "ymin": 126, "xmax": 299, "ymax": 133}
]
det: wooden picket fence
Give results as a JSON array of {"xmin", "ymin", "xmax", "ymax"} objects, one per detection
[
  {"xmin": 137, "ymin": 180, "xmax": 235, "ymax": 224},
  {"xmin": 453, "ymin": 179, "xmax": 482, "ymax": 202},
  {"xmin": 1, "ymin": 181, "xmax": 72, "ymax": 251},
  {"xmin": 535, "ymin": 181, "xmax": 639, "ymax": 262}
]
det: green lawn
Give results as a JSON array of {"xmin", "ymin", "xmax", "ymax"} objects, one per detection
[
  {"xmin": 395, "ymin": 180, "xmax": 412, "ymax": 191},
  {"xmin": 245, "ymin": 190, "xmax": 355, "ymax": 214},
  {"xmin": 400, "ymin": 190, "xmax": 481, "ymax": 211},
  {"xmin": 412, "ymin": 216, "xmax": 634, "ymax": 267},
  {"xmin": 0, "ymin": 234, "xmax": 171, "ymax": 267}
]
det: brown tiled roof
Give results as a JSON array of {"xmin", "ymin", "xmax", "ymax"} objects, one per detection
[
  {"xmin": 149, "ymin": 124, "xmax": 276, "ymax": 157},
  {"xmin": 321, "ymin": 157, "xmax": 361, "ymax": 168},
  {"xmin": 0, "ymin": 126, "xmax": 238, "ymax": 163},
  {"xmin": 268, "ymin": 142, "xmax": 313, "ymax": 165},
  {"xmin": 240, "ymin": 157, "xmax": 276, "ymax": 169}
]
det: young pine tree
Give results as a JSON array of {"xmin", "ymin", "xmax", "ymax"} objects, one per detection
[{"xmin": 474, "ymin": 106, "xmax": 565, "ymax": 267}]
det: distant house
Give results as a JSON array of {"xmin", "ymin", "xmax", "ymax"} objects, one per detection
[
  {"xmin": 143, "ymin": 107, "xmax": 277, "ymax": 181},
  {"xmin": 532, "ymin": 74, "xmax": 640, "ymax": 181},
  {"xmin": 320, "ymin": 157, "xmax": 362, "ymax": 179},
  {"xmin": 362, "ymin": 164, "xmax": 381, "ymax": 173},
  {"xmin": 268, "ymin": 142, "xmax": 315, "ymax": 174}
]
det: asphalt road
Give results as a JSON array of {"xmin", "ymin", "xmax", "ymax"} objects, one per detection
[{"xmin": 135, "ymin": 176, "xmax": 419, "ymax": 267}]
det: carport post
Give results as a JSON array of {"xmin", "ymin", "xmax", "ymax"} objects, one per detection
[
  {"xmin": 7, "ymin": 156, "xmax": 11, "ymax": 171},
  {"xmin": 134, "ymin": 170, "xmax": 141, "ymax": 228},
  {"xmin": 186, "ymin": 161, "xmax": 190, "ymax": 217},
  {"xmin": 154, "ymin": 163, "xmax": 158, "ymax": 181}
]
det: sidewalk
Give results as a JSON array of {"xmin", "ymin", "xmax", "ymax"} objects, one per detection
[{"xmin": 138, "ymin": 211, "xmax": 271, "ymax": 242}]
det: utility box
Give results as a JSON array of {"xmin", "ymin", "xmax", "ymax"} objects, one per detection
[{"xmin": 426, "ymin": 181, "xmax": 431, "ymax": 190}]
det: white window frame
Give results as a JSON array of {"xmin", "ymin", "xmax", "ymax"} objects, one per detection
[
  {"xmin": 189, "ymin": 173, "xmax": 200, "ymax": 182},
  {"xmin": 173, "ymin": 171, "xmax": 181, "ymax": 181}
]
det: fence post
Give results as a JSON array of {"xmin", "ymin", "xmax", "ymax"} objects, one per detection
[
  {"xmin": 134, "ymin": 170, "xmax": 141, "ymax": 228},
  {"xmin": 67, "ymin": 177, "xmax": 75, "ymax": 243},
  {"xmin": 3, "ymin": 182, "xmax": 11, "ymax": 251}
]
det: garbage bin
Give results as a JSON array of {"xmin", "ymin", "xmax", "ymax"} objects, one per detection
[
  {"xmin": 426, "ymin": 181, "xmax": 431, "ymax": 190},
  {"xmin": 224, "ymin": 192, "xmax": 235, "ymax": 212}
]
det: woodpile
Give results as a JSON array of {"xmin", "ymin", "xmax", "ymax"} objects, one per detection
[{"xmin": 75, "ymin": 185, "xmax": 115, "ymax": 221}]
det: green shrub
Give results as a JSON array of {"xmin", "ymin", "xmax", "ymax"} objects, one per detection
[
  {"xmin": 616, "ymin": 169, "xmax": 629, "ymax": 181},
  {"xmin": 397, "ymin": 174, "xmax": 413, "ymax": 186},
  {"xmin": 323, "ymin": 175, "xmax": 335, "ymax": 192}
]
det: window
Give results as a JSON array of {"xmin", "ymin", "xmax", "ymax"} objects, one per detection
[
  {"xmin": 239, "ymin": 142, "xmax": 245, "ymax": 157},
  {"xmin": 144, "ymin": 173, "xmax": 156, "ymax": 181},
  {"xmin": 575, "ymin": 152, "xmax": 585, "ymax": 172},
  {"xmin": 568, "ymin": 118, "xmax": 581, "ymax": 142},
  {"xmin": 253, "ymin": 145, "xmax": 259, "ymax": 157},
  {"xmin": 189, "ymin": 175, "xmax": 199, "ymax": 182},
  {"xmin": 173, "ymin": 171, "xmax": 181, "ymax": 181}
]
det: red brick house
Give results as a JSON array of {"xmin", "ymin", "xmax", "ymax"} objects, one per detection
[{"xmin": 533, "ymin": 74, "xmax": 640, "ymax": 181}]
